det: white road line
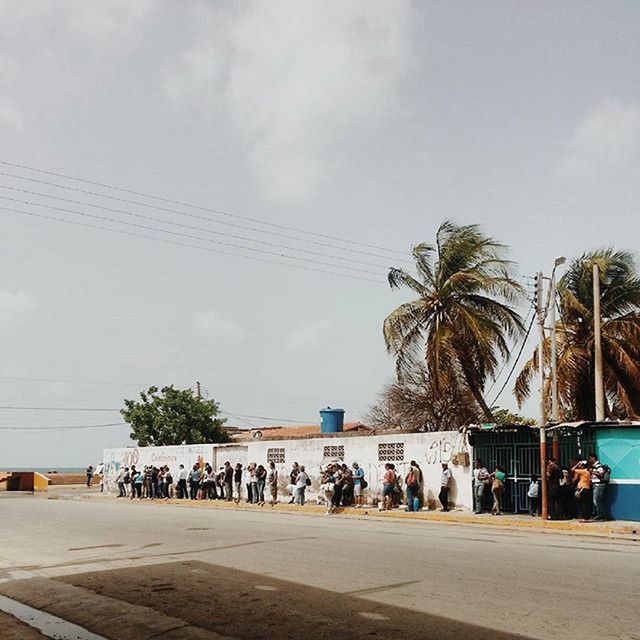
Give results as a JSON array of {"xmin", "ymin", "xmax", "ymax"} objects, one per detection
[{"xmin": 0, "ymin": 594, "xmax": 106, "ymax": 640}]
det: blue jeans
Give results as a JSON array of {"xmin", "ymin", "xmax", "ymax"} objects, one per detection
[
  {"xmin": 592, "ymin": 483, "xmax": 607, "ymax": 520},
  {"xmin": 294, "ymin": 486, "xmax": 306, "ymax": 505},
  {"xmin": 406, "ymin": 485, "xmax": 417, "ymax": 511}
]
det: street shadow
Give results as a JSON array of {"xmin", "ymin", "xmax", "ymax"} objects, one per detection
[{"xmin": 54, "ymin": 559, "xmax": 533, "ymax": 640}]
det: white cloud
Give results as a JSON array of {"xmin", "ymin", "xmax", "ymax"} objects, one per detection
[
  {"xmin": 0, "ymin": 290, "xmax": 36, "ymax": 326},
  {"xmin": 560, "ymin": 100, "xmax": 640, "ymax": 178},
  {"xmin": 193, "ymin": 310, "xmax": 243, "ymax": 342},
  {"xmin": 164, "ymin": 1, "xmax": 415, "ymax": 202},
  {"xmin": 0, "ymin": 0, "xmax": 155, "ymax": 131},
  {"xmin": 285, "ymin": 320, "xmax": 330, "ymax": 352}
]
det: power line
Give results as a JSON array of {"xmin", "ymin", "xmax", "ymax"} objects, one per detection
[
  {"xmin": 0, "ymin": 422, "xmax": 126, "ymax": 431},
  {"xmin": 0, "ymin": 375, "xmax": 140, "ymax": 387},
  {"xmin": 0, "ymin": 196, "xmax": 385, "ymax": 278},
  {"xmin": 0, "ymin": 184, "xmax": 393, "ymax": 270},
  {"xmin": 489, "ymin": 311, "xmax": 537, "ymax": 407},
  {"xmin": 0, "ymin": 206, "xmax": 382, "ymax": 284},
  {"xmin": 0, "ymin": 160, "xmax": 408, "ymax": 258},
  {"xmin": 0, "ymin": 406, "xmax": 119, "ymax": 412},
  {"xmin": 483, "ymin": 302, "xmax": 535, "ymax": 399}
]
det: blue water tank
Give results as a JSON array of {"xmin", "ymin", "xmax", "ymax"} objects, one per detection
[{"xmin": 320, "ymin": 407, "xmax": 345, "ymax": 433}]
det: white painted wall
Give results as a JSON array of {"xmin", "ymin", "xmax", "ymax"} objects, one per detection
[{"xmin": 104, "ymin": 431, "xmax": 472, "ymax": 509}]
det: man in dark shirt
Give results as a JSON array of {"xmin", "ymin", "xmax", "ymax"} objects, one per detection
[
  {"xmin": 224, "ymin": 461, "xmax": 234, "ymax": 501},
  {"xmin": 546, "ymin": 457, "xmax": 563, "ymax": 519}
]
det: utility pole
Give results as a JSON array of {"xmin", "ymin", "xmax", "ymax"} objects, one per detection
[
  {"xmin": 593, "ymin": 263, "xmax": 605, "ymax": 421},
  {"xmin": 196, "ymin": 381, "xmax": 201, "ymax": 400},
  {"xmin": 550, "ymin": 256, "xmax": 566, "ymax": 460},
  {"xmin": 535, "ymin": 272, "xmax": 548, "ymax": 519}
]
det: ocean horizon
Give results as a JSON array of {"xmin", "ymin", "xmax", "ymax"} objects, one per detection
[{"xmin": 0, "ymin": 467, "xmax": 86, "ymax": 474}]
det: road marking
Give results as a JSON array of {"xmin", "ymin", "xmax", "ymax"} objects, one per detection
[
  {"xmin": 0, "ymin": 594, "xmax": 106, "ymax": 640},
  {"xmin": 358, "ymin": 611, "xmax": 390, "ymax": 621}
]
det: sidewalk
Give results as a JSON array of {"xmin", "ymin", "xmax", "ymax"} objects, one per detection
[{"xmin": 48, "ymin": 488, "xmax": 640, "ymax": 540}]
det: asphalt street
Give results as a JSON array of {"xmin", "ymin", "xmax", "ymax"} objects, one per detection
[{"xmin": 0, "ymin": 496, "xmax": 638, "ymax": 640}]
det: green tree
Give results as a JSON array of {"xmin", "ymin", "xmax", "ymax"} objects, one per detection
[
  {"xmin": 515, "ymin": 250, "xmax": 640, "ymax": 420},
  {"xmin": 121, "ymin": 385, "xmax": 229, "ymax": 446},
  {"xmin": 383, "ymin": 221, "xmax": 524, "ymax": 422}
]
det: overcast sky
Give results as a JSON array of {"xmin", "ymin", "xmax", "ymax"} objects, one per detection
[{"xmin": 1, "ymin": 1, "xmax": 639, "ymax": 468}]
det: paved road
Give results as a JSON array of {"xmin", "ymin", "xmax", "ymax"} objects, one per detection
[{"xmin": 0, "ymin": 496, "xmax": 638, "ymax": 640}]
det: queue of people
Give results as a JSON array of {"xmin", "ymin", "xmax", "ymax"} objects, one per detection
[
  {"xmin": 111, "ymin": 458, "xmax": 455, "ymax": 512},
  {"xmin": 472, "ymin": 454, "xmax": 612, "ymax": 521}
]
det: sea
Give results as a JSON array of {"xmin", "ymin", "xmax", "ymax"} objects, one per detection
[{"xmin": 0, "ymin": 467, "xmax": 85, "ymax": 474}]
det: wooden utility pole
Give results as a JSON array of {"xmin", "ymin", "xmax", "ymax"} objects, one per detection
[
  {"xmin": 593, "ymin": 264, "xmax": 605, "ymax": 421},
  {"xmin": 536, "ymin": 272, "xmax": 548, "ymax": 519}
]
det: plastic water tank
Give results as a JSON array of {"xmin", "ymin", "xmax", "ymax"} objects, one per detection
[{"xmin": 320, "ymin": 407, "xmax": 345, "ymax": 433}]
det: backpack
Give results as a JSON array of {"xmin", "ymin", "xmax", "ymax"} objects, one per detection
[
  {"xmin": 305, "ymin": 477, "xmax": 311, "ymax": 486},
  {"xmin": 123, "ymin": 473, "xmax": 130, "ymax": 484},
  {"xmin": 406, "ymin": 471, "xmax": 418, "ymax": 488},
  {"xmin": 600, "ymin": 464, "xmax": 612, "ymax": 483}
]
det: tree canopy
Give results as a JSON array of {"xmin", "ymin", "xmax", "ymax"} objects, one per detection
[
  {"xmin": 121, "ymin": 385, "xmax": 229, "ymax": 446},
  {"xmin": 383, "ymin": 221, "xmax": 524, "ymax": 422},
  {"xmin": 515, "ymin": 250, "xmax": 640, "ymax": 420}
]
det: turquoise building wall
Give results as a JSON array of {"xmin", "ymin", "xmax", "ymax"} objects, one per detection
[{"xmin": 596, "ymin": 427, "xmax": 640, "ymax": 521}]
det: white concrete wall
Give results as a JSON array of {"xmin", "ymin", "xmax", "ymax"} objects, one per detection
[
  {"xmin": 103, "ymin": 431, "xmax": 472, "ymax": 509},
  {"xmin": 245, "ymin": 431, "xmax": 472, "ymax": 509}
]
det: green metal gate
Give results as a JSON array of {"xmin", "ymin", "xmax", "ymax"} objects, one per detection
[{"xmin": 470, "ymin": 426, "xmax": 595, "ymax": 513}]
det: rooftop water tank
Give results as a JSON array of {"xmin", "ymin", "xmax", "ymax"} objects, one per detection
[{"xmin": 320, "ymin": 407, "xmax": 345, "ymax": 433}]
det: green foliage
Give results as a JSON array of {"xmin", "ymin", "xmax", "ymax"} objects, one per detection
[
  {"xmin": 515, "ymin": 249, "xmax": 640, "ymax": 420},
  {"xmin": 121, "ymin": 385, "xmax": 229, "ymax": 446},
  {"xmin": 490, "ymin": 407, "xmax": 535, "ymax": 426},
  {"xmin": 383, "ymin": 221, "xmax": 524, "ymax": 421}
]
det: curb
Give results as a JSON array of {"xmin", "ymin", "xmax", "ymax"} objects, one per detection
[{"xmin": 53, "ymin": 492, "xmax": 640, "ymax": 540}]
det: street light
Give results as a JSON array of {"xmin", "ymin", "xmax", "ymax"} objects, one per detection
[{"xmin": 536, "ymin": 256, "xmax": 565, "ymax": 519}]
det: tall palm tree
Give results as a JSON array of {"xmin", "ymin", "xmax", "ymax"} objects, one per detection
[
  {"xmin": 515, "ymin": 250, "xmax": 640, "ymax": 420},
  {"xmin": 383, "ymin": 221, "xmax": 525, "ymax": 422}
]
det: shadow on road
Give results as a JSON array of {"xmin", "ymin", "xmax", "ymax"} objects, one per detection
[{"xmin": 51, "ymin": 560, "xmax": 533, "ymax": 640}]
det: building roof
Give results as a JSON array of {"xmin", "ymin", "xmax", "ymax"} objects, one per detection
[{"xmin": 231, "ymin": 422, "xmax": 373, "ymax": 442}]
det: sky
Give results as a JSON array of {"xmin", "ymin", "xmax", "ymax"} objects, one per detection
[{"xmin": 1, "ymin": 1, "xmax": 639, "ymax": 467}]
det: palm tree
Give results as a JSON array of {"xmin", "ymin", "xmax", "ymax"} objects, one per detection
[
  {"xmin": 383, "ymin": 221, "xmax": 525, "ymax": 422},
  {"xmin": 515, "ymin": 250, "xmax": 640, "ymax": 420}
]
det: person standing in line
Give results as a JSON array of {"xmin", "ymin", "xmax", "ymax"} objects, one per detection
[
  {"xmin": 156, "ymin": 466, "xmax": 164, "ymax": 500},
  {"xmin": 490, "ymin": 465, "xmax": 506, "ymax": 515},
  {"xmin": 439, "ymin": 462, "xmax": 452, "ymax": 512},
  {"xmin": 332, "ymin": 464, "xmax": 344, "ymax": 510},
  {"xmin": 404, "ymin": 461, "xmax": 421, "ymax": 512},
  {"xmin": 294, "ymin": 465, "xmax": 309, "ymax": 506},
  {"xmin": 189, "ymin": 464, "xmax": 202, "ymax": 500},
  {"xmin": 381, "ymin": 463, "xmax": 395, "ymax": 511},
  {"xmin": 128, "ymin": 465, "xmax": 137, "ymax": 500},
  {"xmin": 267, "ymin": 461, "xmax": 279, "ymax": 505},
  {"xmin": 256, "ymin": 464, "xmax": 267, "ymax": 505},
  {"xmin": 572, "ymin": 461, "xmax": 592, "ymax": 521},
  {"xmin": 116, "ymin": 466, "xmax": 127, "ymax": 498},
  {"xmin": 288, "ymin": 462, "xmax": 300, "ymax": 504},
  {"xmin": 86, "ymin": 465, "xmax": 94, "ymax": 487},
  {"xmin": 234, "ymin": 463, "xmax": 243, "ymax": 503},
  {"xmin": 224, "ymin": 461, "xmax": 234, "ymax": 501},
  {"xmin": 352, "ymin": 462, "xmax": 365, "ymax": 508},
  {"xmin": 133, "ymin": 467, "xmax": 143, "ymax": 499},
  {"xmin": 528, "ymin": 474, "xmax": 540, "ymax": 516},
  {"xmin": 321, "ymin": 465, "xmax": 336, "ymax": 514},
  {"xmin": 176, "ymin": 464, "xmax": 188, "ymax": 499},
  {"xmin": 546, "ymin": 457, "xmax": 563, "ymax": 520},
  {"xmin": 248, "ymin": 463, "xmax": 259, "ymax": 504},
  {"xmin": 202, "ymin": 464, "xmax": 215, "ymax": 500},
  {"xmin": 587, "ymin": 453, "xmax": 609, "ymax": 521},
  {"xmin": 244, "ymin": 463, "xmax": 254, "ymax": 503},
  {"xmin": 473, "ymin": 459, "xmax": 490, "ymax": 514},
  {"xmin": 144, "ymin": 466, "xmax": 153, "ymax": 499},
  {"xmin": 164, "ymin": 466, "xmax": 173, "ymax": 499}
]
